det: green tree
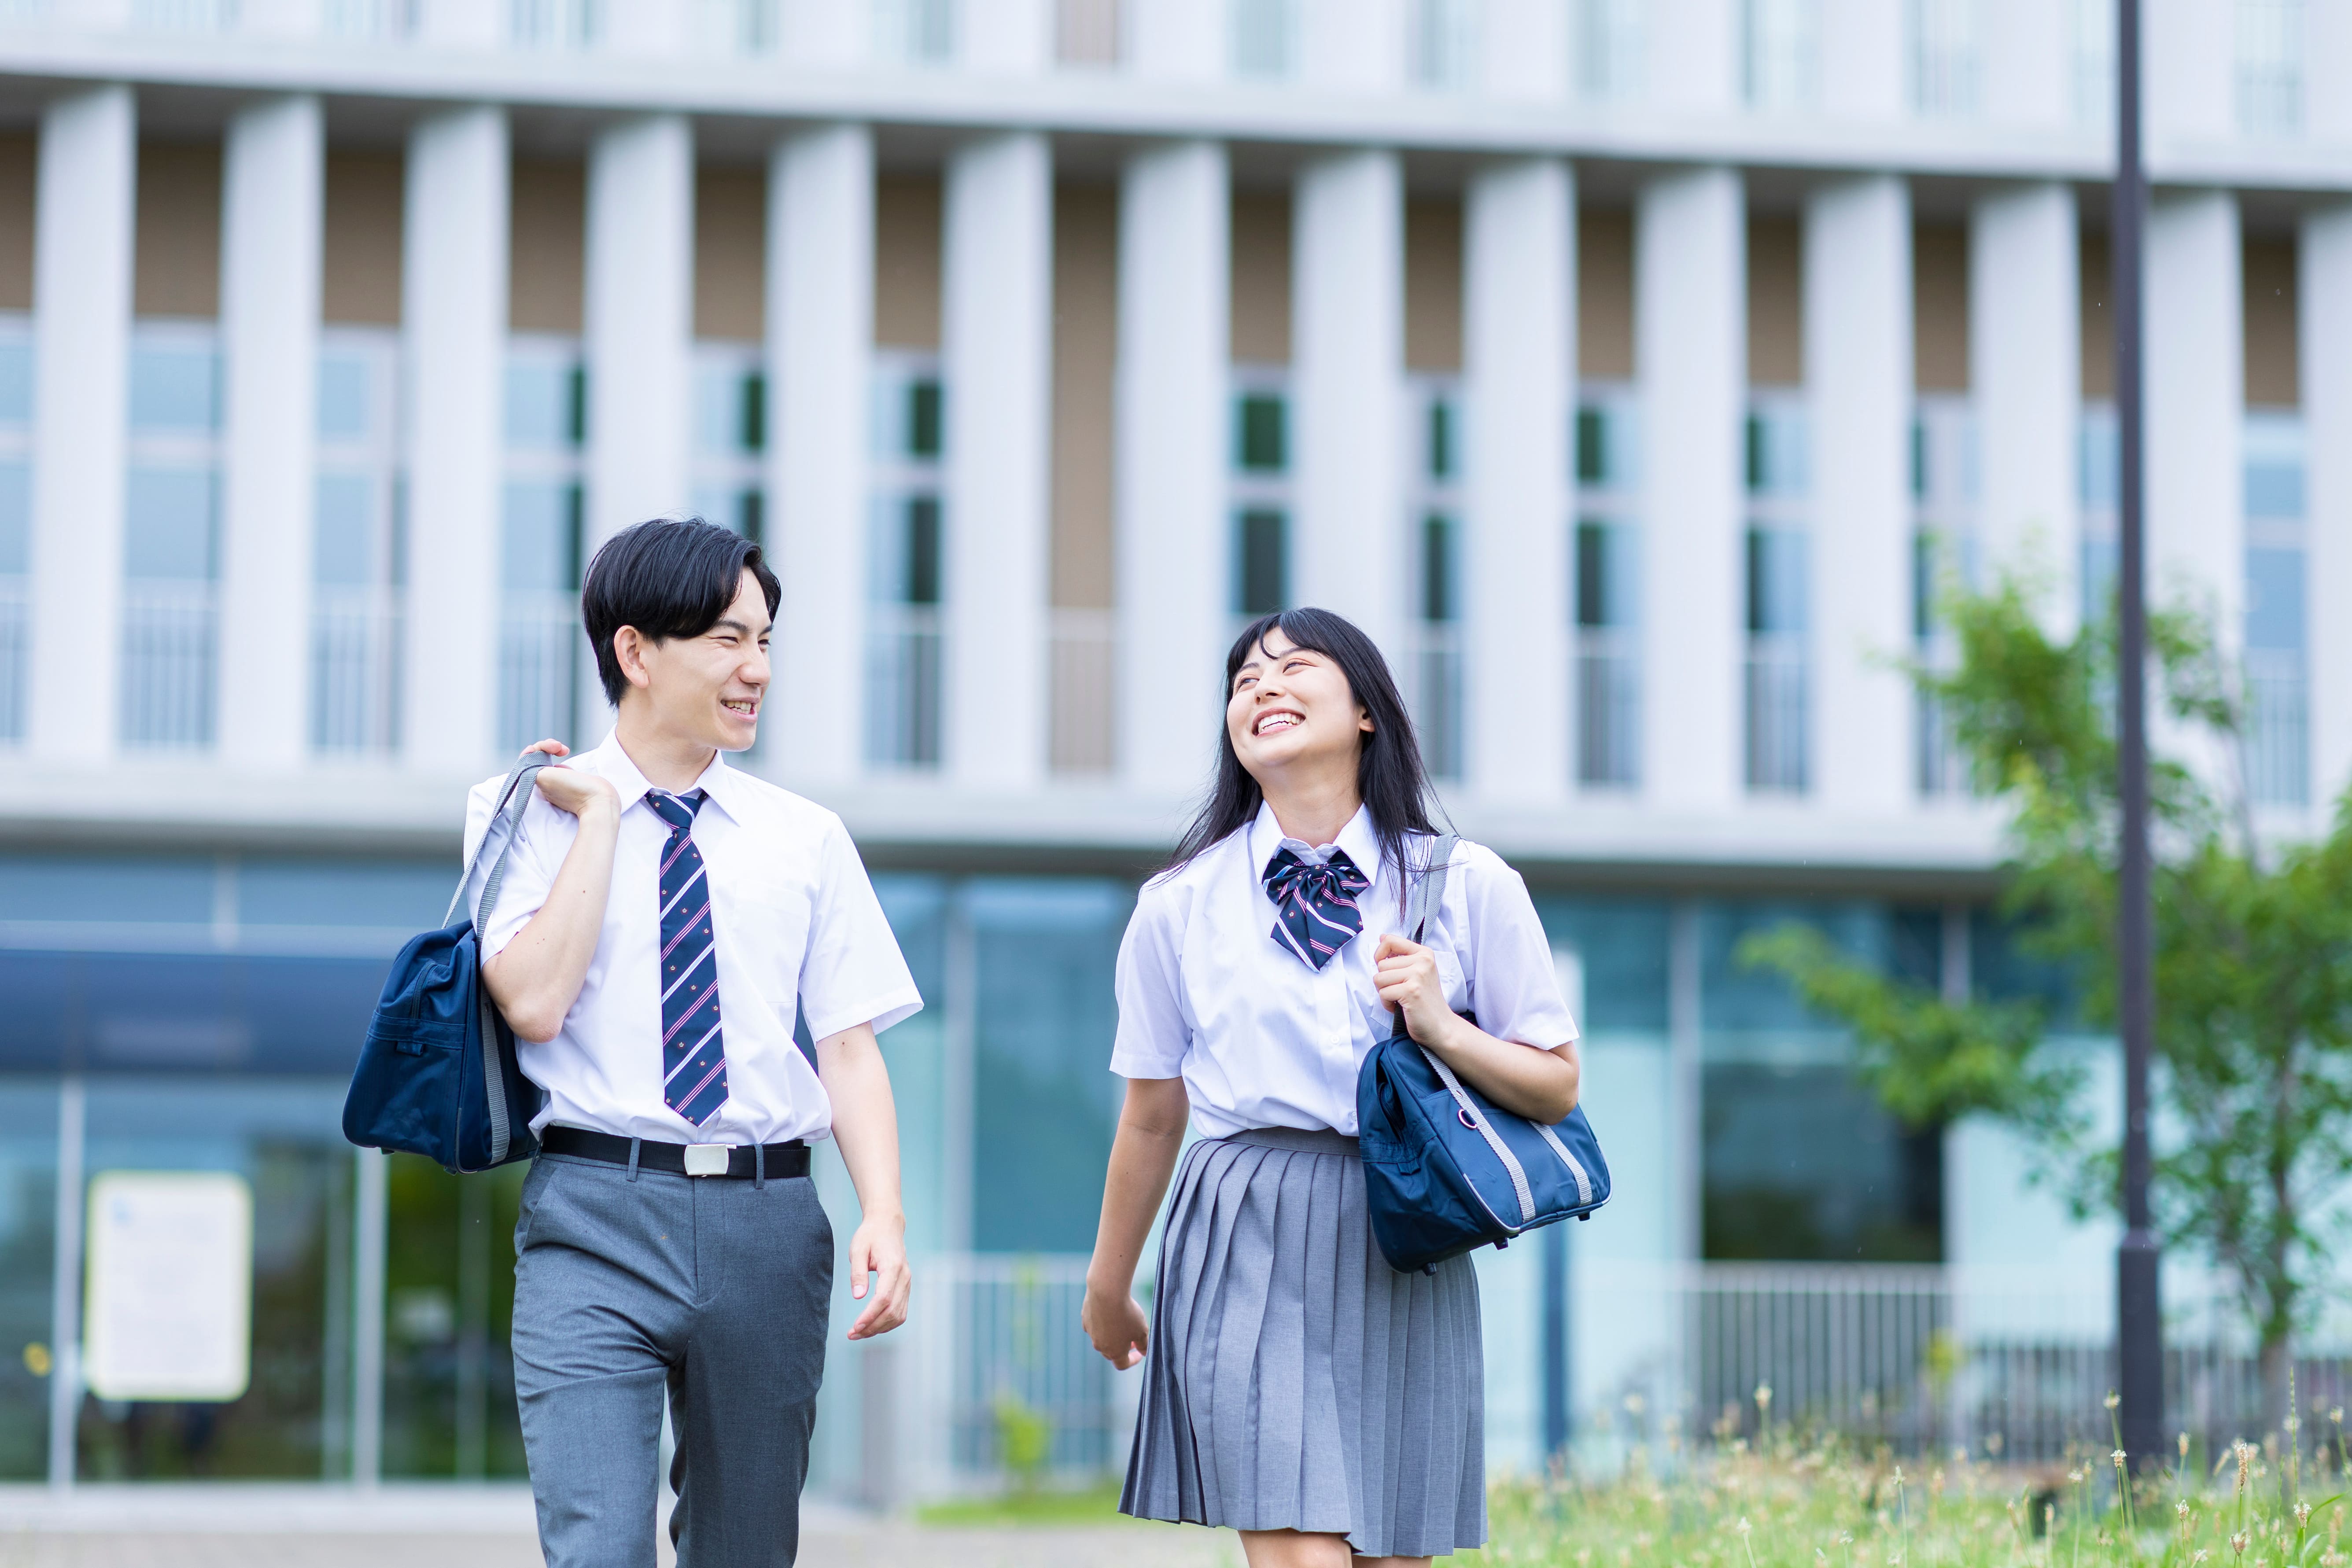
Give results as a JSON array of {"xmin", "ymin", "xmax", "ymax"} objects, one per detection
[{"xmin": 1742, "ymin": 571, "xmax": 2352, "ymax": 1437}]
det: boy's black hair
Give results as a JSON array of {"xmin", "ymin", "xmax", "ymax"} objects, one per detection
[{"xmin": 580, "ymin": 518, "xmax": 781, "ymax": 706}]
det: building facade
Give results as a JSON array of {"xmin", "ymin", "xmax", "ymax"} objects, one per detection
[{"xmin": 0, "ymin": 0, "xmax": 2346, "ymax": 1498}]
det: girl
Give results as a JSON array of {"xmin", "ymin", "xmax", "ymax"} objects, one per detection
[{"xmin": 1082, "ymin": 607, "xmax": 1583, "ymax": 1568}]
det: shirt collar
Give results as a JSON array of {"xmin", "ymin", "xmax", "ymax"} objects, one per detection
[
  {"xmin": 1247, "ymin": 800, "xmax": 1382, "ymax": 886},
  {"xmin": 579, "ymin": 732, "xmax": 746, "ymax": 825}
]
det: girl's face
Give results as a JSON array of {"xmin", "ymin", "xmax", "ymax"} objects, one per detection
[{"xmin": 1227, "ymin": 629, "xmax": 1372, "ymax": 784}]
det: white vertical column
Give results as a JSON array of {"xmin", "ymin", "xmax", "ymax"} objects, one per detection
[
  {"xmin": 2147, "ymin": 192, "xmax": 2244, "ymax": 650},
  {"xmin": 27, "ymin": 85, "xmax": 134, "ymax": 767},
  {"xmin": 768, "ymin": 123, "xmax": 874, "ymax": 788},
  {"xmin": 218, "ymin": 93, "xmax": 322, "ymax": 772},
  {"xmin": 1804, "ymin": 174, "xmax": 1913, "ymax": 816},
  {"xmin": 942, "ymin": 131, "xmax": 1053, "ymax": 789},
  {"xmin": 1464, "ymin": 156, "xmax": 1573, "ymax": 806},
  {"xmin": 402, "ymin": 106, "xmax": 509, "ymax": 774},
  {"xmin": 1116, "ymin": 140, "xmax": 1229, "ymax": 796},
  {"xmin": 1292, "ymin": 149, "xmax": 1406, "ymax": 661},
  {"xmin": 1970, "ymin": 182, "xmax": 2080, "ymax": 626},
  {"xmin": 2301, "ymin": 203, "xmax": 2352, "ymax": 805},
  {"xmin": 1635, "ymin": 167, "xmax": 1744, "ymax": 810},
  {"xmin": 585, "ymin": 114, "xmax": 694, "ymax": 549},
  {"xmin": 1128, "ymin": 0, "xmax": 1225, "ymax": 79}
]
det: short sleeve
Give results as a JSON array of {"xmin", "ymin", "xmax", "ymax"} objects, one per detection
[
  {"xmin": 1109, "ymin": 881, "xmax": 1191, "ymax": 1079},
  {"xmin": 465, "ymin": 775, "xmax": 562, "ymax": 961},
  {"xmin": 796, "ymin": 817, "xmax": 923, "ymax": 1041},
  {"xmin": 1454, "ymin": 845, "xmax": 1579, "ymax": 1051}
]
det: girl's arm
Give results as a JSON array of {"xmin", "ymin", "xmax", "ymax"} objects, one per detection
[
  {"xmin": 1080, "ymin": 1075, "xmax": 1191, "ymax": 1368},
  {"xmin": 1374, "ymin": 933, "xmax": 1582, "ymax": 1123}
]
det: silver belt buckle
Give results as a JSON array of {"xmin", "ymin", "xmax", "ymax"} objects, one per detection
[{"xmin": 682, "ymin": 1143, "xmax": 732, "ymax": 1177}]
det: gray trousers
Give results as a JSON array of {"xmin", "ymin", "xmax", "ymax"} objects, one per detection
[{"xmin": 511, "ymin": 1152, "xmax": 834, "ymax": 1568}]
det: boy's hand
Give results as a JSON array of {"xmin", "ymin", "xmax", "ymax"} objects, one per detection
[{"xmin": 845, "ymin": 1215, "xmax": 911, "ymax": 1340}]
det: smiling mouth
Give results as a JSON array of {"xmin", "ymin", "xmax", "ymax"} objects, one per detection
[
  {"xmin": 1253, "ymin": 710, "xmax": 1302, "ymax": 736},
  {"xmin": 723, "ymin": 699, "xmax": 758, "ymax": 719}
]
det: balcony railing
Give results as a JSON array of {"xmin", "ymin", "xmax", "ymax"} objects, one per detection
[
  {"xmin": 1411, "ymin": 627, "xmax": 1462, "ymax": 782},
  {"xmin": 1744, "ymin": 636, "xmax": 1808, "ymax": 794},
  {"xmin": 312, "ymin": 585, "xmax": 403, "ymax": 755},
  {"xmin": 121, "ymin": 580, "xmax": 218, "ymax": 749},
  {"xmin": 1576, "ymin": 631, "xmax": 1640, "ymax": 788},
  {"xmin": 0, "ymin": 574, "xmax": 23, "ymax": 744},
  {"xmin": 2245, "ymin": 648, "xmax": 2308, "ymax": 807},
  {"xmin": 1048, "ymin": 608, "xmax": 1114, "ymax": 776},
  {"xmin": 499, "ymin": 592, "xmax": 580, "ymax": 754},
  {"xmin": 866, "ymin": 606, "xmax": 943, "ymax": 769}
]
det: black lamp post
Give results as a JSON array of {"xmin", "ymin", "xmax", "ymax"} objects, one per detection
[{"xmin": 2112, "ymin": 0, "xmax": 2164, "ymax": 1469}]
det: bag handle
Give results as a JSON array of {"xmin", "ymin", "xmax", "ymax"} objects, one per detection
[
  {"xmin": 442, "ymin": 748, "xmax": 559, "ymax": 932},
  {"xmin": 1390, "ymin": 832, "xmax": 1460, "ymax": 1040}
]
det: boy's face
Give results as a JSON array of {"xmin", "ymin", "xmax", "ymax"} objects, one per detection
[{"xmin": 627, "ymin": 568, "xmax": 771, "ymax": 752}]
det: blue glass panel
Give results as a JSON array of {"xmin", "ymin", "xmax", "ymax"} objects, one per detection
[
  {"xmin": 2244, "ymin": 460, "xmax": 2306, "ymax": 521},
  {"xmin": 124, "ymin": 466, "xmax": 219, "ymax": 580},
  {"xmin": 1699, "ymin": 898, "xmax": 1889, "ymax": 1038},
  {"xmin": 1532, "ymin": 896, "xmax": 1669, "ymax": 1034},
  {"xmin": 504, "ymin": 360, "xmax": 582, "ymax": 449},
  {"xmin": 0, "ymin": 462, "xmax": 27, "ymax": 575},
  {"xmin": 313, "ymin": 473, "xmax": 376, "ymax": 586},
  {"xmin": 0, "ymin": 339, "xmax": 29, "ymax": 426},
  {"xmin": 1744, "ymin": 527, "xmax": 1809, "ymax": 634},
  {"xmin": 129, "ymin": 343, "xmax": 220, "ymax": 432},
  {"xmin": 237, "ymin": 860, "xmax": 453, "ymax": 931},
  {"xmin": 2245, "ymin": 545, "xmax": 2306, "ymax": 653},
  {"xmin": 0, "ymin": 854, "xmax": 218, "ymax": 924},
  {"xmin": 2079, "ymin": 412, "xmax": 2119, "ymax": 508},
  {"xmin": 501, "ymin": 481, "xmax": 581, "ymax": 593},
  {"xmin": 316, "ymin": 353, "xmax": 371, "ymax": 442},
  {"xmin": 1701, "ymin": 1061, "xmax": 1941, "ymax": 1261},
  {"xmin": 868, "ymin": 874, "xmax": 948, "ymax": 1258},
  {"xmin": 0, "ymin": 1079, "xmax": 56, "ymax": 1480},
  {"xmin": 968, "ymin": 878, "xmax": 1129, "ymax": 1254},
  {"xmin": 0, "ymin": 950, "xmax": 385, "ymax": 1075}
]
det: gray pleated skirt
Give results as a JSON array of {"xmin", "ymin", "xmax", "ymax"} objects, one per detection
[{"xmin": 1119, "ymin": 1127, "xmax": 1487, "ymax": 1558}]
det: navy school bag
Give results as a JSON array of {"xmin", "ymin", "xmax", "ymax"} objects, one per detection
[
  {"xmin": 342, "ymin": 750, "xmax": 555, "ymax": 1173},
  {"xmin": 1356, "ymin": 833, "xmax": 1613, "ymax": 1273}
]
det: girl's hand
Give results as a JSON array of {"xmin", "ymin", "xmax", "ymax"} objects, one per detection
[
  {"xmin": 1375, "ymin": 933, "xmax": 1464, "ymax": 1050},
  {"xmin": 1082, "ymin": 1279, "xmax": 1150, "ymax": 1369}
]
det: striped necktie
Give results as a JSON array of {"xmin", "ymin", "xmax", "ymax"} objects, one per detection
[
  {"xmin": 1262, "ymin": 845, "xmax": 1370, "ymax": 971},
  {"xmin": 648, "ymin": 788, "xmax": 728, "ymax": 1126}
]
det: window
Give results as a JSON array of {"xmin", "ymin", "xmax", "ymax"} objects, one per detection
[
  {"xmin": 2244, "ymin": 411, "xmax": 2307, "ymax": 806},
  {"xmin": 0, "ymin": 317, "xmax": 26, "ymax": 746},
  {"xmin": 692, "ymin": 346, "xmax": 766, "ymax": 547},
  {"xmin": 1743, "ymin": 0, "xmax": 1817, "ymax": 111},
  {"xmin": 1411, "ymin": 382, "xmax": 1463, "ymax": 781},
  {"xmin": 2236, "ymin": 0, "xmax": 2303, "ymax": 139},
  {"xmin": 1230, "ymin": 373, "xmax": 1293, "ymax": 624},
  {"xmin": 1056, "ymin": 0, "xmax": 1120, "ymax": 66},
  {"xmin": 2078, "ymin": 403, "xmax": 2118, "ymax": 626},
  {"xmin": 122, "ymin": 324, "xmax": 222, "ymax": 751},
  {"xmin": 1574, "ymin": 389, "xmax": 1641, "ymax": 788},
  {"xmin": 877, "ymin": 0, "xmax": 955, "ymax": 64},
  {"xmin": 1912, "ymin": 397, "xmax": 1978, "ymax": 797},
  {"xmin": 325, "ymin": 0, "xmax": 417, "ymax": 40},
  {"xmin": 1231, "ymin": 0, "xmax": 1295, "ymax": 79},
  {"xmin": 1575, "ymin": 0, "xmax": 1644, "ymax": 102},
  {"xmin": 2073, "ymin": 0, "xmax": 2114, "ymax": 129},
  {"xmin": 1409, "ymin": 0, "xmax": 1477, "ymax": 91},
  {"xmin": 500, "ymin": 341, "xmax": 587, "ymax": 754},
  {"xmin": 509, "ymin": 0, "xmax": 601, "ymax": 48},
  {"xmin": 1743, "ymin": 397, "xmax": 1809, "ymax": 794},
  {"xmin": 313, "ymin": 332, "xmax": 405, "ymax": 755},
  {"xmin": 1911, "ymin": 0, "xmax": 1982, "ymax": 118},
  {"xmin": 868, "ymin": 356, "xmax": 945, "ymax": 770}
]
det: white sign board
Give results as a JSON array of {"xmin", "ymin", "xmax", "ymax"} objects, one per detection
[{"xmin": 84, "ymin": 1171, "xmax": 253, "ymax": 1403}]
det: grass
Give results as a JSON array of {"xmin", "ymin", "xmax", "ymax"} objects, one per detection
[{"xmin": 913, "ymin": 1480, "xmax": 1133, "ymax": 1526}]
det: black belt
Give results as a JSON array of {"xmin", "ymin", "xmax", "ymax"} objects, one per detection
[{"xmin": 540, "ymin": 1126, "xmax": 811, "ymax": 1181}]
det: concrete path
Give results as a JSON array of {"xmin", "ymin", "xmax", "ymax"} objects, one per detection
[{"xmin": 0, "ymin": 1487, "xmax": 1241, "ymax": 1568}]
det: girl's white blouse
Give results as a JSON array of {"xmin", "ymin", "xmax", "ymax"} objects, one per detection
[{"xmin": 1110, "ymin": 802, "xmax": 1579, "ymax": 1138}]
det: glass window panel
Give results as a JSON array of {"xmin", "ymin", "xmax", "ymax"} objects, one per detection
[
  {"xmin": 1235, "ymin": 394, "xmax": 1286, "ymax": 473},
  {"xmin": 2245, "ymin": 459, "xmax": 2306, "ymax": 520},
  {"xmin": 503, "ymin": 360, "xmax": 582, "ymax": 449},
  {"xmin": 501, "ymin": 481, "xmax": 582, "ymax": 593},
  {"xmin": 129, "ymin": 343, "xmax": 220, "ymax": 433},
  {"xmin": 381, "ymin": 1156, "xmax": 528, "ymax": 1478},
  {"xmin": 1420, "ymin": 514, "xmax": 1456, "ymax": 623},
  {"xmin": 906, "ymin": 379, "xmax": 944, "ymax": 460},
  {"xmin": 1426, "ymin": 398, "xmax": 1454, "ymax": 480},
  {"xmin": 0, "ymin": 854, "xmax": 218, "ymax": 924},
  {"xmin": 1533, "ymin": 897, "xmax": 1670, "ymax": 1034},
  {"xmin": 316, "ymin": 354, "xmax": 371, "ymax": 442},
  {"xmin": 77, "ymin": 1079, "xmax": 352, "ymax": 1480},
  {"xmin": 313, "ymin": 474, "xmax": 377, "ymax": 587},
  {"xmin": 0, "ymin": 462, "xmax": 28, "ymax": 575},
  {"xmin": 967, "ymin": 879, "xmax": 1129, "ymax": 1254},
  {"xmin": 0, "ymin": 338, "xmax": 31, "ymax": 427},
  {"xmin": 1235, "ymin": 508, "xmax": 1288, "ymax": 615},
  {"xmin": 1702, "ymin": 1062, "xmax": 1942, "ymax": 1261},
  {"xmin": 1576, "ymin": 521, "xmax": 1638, "ymax": 629},
  {"xmin": 125, "ymin": 468, "xmax": 220, "ymax": 581},
  {"xmin": 1699, "ymin": 899, "xmax": 1891, "ymax": 1037},
  {"xmin": 869, "ymin": 876, "xmax": 947, "ymax": 1256},
  {"xmin": 2245, "ymin": 544, "xmax": 2306, "ymax": 653},
  {"xmin": 1969, "ymin": 907, "xmax": 2089, "ymax": 1029},
  {"xmin": 0, "ymin": 1081, "xmax": 58, "ymax": 1480},
  {"xmin": 2079, "ymin": 410, "xmax": 2118, "ymax": 508},
  {"xmin": 1575, "ymin": 407, "xmax": 1607, "ymax": 485},
  {"xmin": 237, "ymin": 859, "xmax": 453, "ymax": 930},
  {"xmin": 694, "ymin": 363, "xmax": 744, "ymax": 456},
  {"xmin": 1744, "ymin": 528, "xmax": 1808, "ymax": 634}
]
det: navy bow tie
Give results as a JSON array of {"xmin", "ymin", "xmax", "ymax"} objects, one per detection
[{"xmin": 1263, "ymin": 846, "xmax": 1370, "ymax": 971}]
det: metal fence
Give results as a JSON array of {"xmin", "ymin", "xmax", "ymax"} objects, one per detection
[
  {"xmin": 1576, "ymin": 633, "xmax": 1640, "ymax": 787},
  {"xmin": 1412, "ymin": 628, "xmax": 1462, "ymax": 782},
  {"xmin": 865, "ymin": 610, "xmax": 943, "ymax": 770},
  {"xmin": 2245, "ymin": 648, "xmax": 2309, "ymax": 806},
  {"xmin": 498, "ymin": 592, "xmax": 579, "ymax": 754},
  {"xmin": 1743, "ymin": 637, "xmax": 1808, "ymax": 793},
  {"xmin": 120, "ymin": 581, "xmax": 217, "ymax": 749},
  {"xmin": 312, "ymin": 586, "xmax": 402, "ymax": 755},
  {"xmin": 1048, "ymin": 608, "xmax": 1114, "ymax": 775}
]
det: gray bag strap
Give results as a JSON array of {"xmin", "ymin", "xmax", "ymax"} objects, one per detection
[
  {"xmin": 1401, "ymin": 832, "xmax": 1460, "ymax": 943},
  {"xmin": 443, "ymin": 750, "xmax": 558, "ymax": 932}
]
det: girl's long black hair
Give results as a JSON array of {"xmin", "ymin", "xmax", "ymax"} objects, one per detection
[{"xmin": 1163, "ymin": 607, "xmax": 1445, "ymax": 898}]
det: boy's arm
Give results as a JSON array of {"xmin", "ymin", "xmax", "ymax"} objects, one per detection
[
  {"xmin": 482, "ymin": 762, "xmax": 621, "ymax": 1043},
  {"xmin": 815, "ymin": 1023, "xmax": 910, "ymax": 1340}
]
